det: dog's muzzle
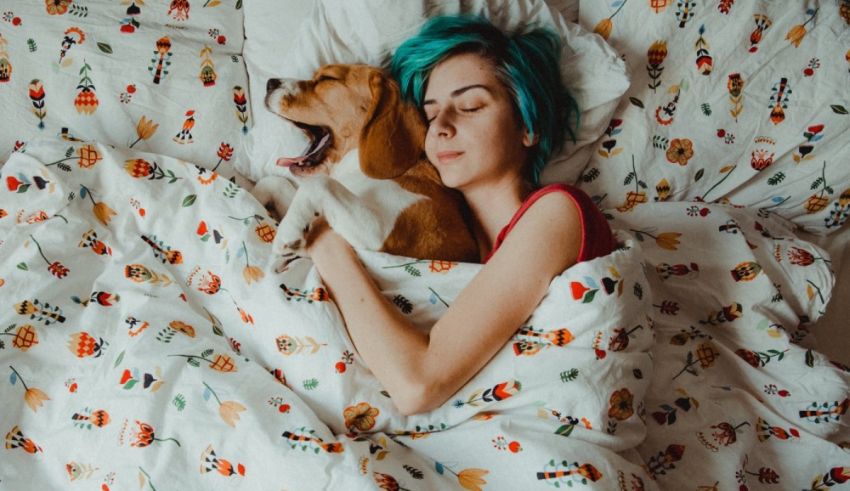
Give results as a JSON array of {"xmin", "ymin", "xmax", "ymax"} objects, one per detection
[{"xmin": 265, "ymin": 78, "xmax": 301, "ymax": 111}]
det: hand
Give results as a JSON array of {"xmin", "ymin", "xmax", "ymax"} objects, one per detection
[{"xmin": 305, "ymin": 216, "xmax": 350, "ymax": 259}]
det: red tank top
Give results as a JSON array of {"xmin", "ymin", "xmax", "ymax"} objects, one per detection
[{"xmin": 483, "ymin": 183, "xmax": 616, "ymax": 264}]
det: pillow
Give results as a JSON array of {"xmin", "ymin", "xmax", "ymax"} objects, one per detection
[
  {"xmin": 575, "ymin": 0, "xmax": 850, "ymax": 235},
  {"xmin": 0, "ymin": 0, "xmax": 248, "ymax": 178},
  {"xmin": 238, "ymin": 0, "xmax": 630, "ymax": 186}
]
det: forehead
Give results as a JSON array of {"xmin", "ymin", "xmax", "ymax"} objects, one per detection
[{"xmin": 424, "ymin": 52, "xmax": 503, "ymax": 97}]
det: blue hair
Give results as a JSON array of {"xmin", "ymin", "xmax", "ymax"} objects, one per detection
[{"xmin": 390, "ymin": 15, "xmax": 579, "ymax": 184}]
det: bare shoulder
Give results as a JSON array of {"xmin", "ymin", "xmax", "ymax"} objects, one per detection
[{"xmin": 493, "ymin": 190, "xmax": 582, "ymax": 272}]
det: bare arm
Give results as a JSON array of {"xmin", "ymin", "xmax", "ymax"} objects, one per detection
[{"xmin": 307, "ymin": 192, "xmax": 581, "ymax": 415}]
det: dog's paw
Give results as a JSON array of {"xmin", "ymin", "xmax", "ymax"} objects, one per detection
[
  {"xmin": 274, "ymin": 212, "xmax": 323, "ymax": 256},
  {"xmin": 274, "ymin": 252, "xmax": 301, "ymax": 274},
  {"xmin": 273, "ymin": 225, "xmax": 307, "ymax": 256}
]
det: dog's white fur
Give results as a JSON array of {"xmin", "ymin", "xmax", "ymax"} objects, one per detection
[
  {"xmin": 252, "ymin": 149, "xmax": 422, "ymax": 254},
  {"xmin": 251, "ymin": 65, "xmax": 476, "ymax": 264}
]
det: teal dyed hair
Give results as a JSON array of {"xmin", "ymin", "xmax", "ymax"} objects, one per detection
[{"xmin": 390, "ymin": 15, "xmax": 579, "ymax": 184}]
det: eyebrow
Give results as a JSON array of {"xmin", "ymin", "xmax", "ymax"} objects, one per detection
[{"xmin": 422, "ymin": 84, "xmax": 493, "ymax": 106}]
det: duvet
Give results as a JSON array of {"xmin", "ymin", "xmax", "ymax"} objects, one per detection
[{"xmin": 0, "ymin": 139, "xmax": 655, "ymax": 490}]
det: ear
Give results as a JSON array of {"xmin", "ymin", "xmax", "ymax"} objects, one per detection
[
  {"xmin": 359, "ymin": 70, "xmax": 426, "ymax": 180},
  {"xmin": 522, "ymin": 128, "xmax": 539, "ymax": 147}
]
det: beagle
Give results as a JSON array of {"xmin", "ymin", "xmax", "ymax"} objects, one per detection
[{"xmin": 252, "ymin": 64, "xmax": 478, "ymax": 263}]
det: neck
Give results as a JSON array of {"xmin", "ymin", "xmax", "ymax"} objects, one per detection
[{"xmin": 461, "ymin": 176, "xmax": 534, "ymax": 259}]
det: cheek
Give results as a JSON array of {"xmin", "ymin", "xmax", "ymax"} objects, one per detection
[{"xmin": 424, "ymin": 129, "xmax": 438, "ymax": 159}]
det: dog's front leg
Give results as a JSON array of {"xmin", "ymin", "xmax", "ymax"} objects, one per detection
[
  {"xmin": 251, "ymin": 175, "xmax": 298, "ymax": 221},
  {"xmin": 275, "ymin": 176, "xmax": 386, "ymax": 255}
]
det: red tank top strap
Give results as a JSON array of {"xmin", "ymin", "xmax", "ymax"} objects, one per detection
[{"xmin": 483, "ymin": 183, "xmax": 616, "ymax": 264}]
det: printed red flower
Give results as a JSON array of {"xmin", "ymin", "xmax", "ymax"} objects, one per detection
[
  {"xmin": 736, "ymin": 348, "xmax": 761, "ymax": 368},
  {"xmin": 6, "ymin": 176, "xmax": 22, "ymax": 191},
  {"xmin": 217, "ymin": 143, "xmax": 234, "ymax": 161},
  {"xmin": 29, "ymin": 80, "xmax": 45, "ymax": 100},
  {"xmin": 830, "ymin": 467, "xmax": 850, "ymax": 484},
  {"xmin": 570, "ymin": 281, "xmax": 590, "ymax": 300},
  {"xmin": 48, "ymin": 261, "xmax": 70, "ymax": 279},
  {"xmin": 787, "ymin": 247, "xmax": 815, "ymax": 266}
]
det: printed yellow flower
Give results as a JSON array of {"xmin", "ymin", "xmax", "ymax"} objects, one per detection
[
  {"xmin": 209, "ymin": 354, "xmax": 237, "ymax": 372},
  {"xmin": 666, "ymin": 138, "xmax": 694, "ymax": 166},
  {"xmin": 77, "ymin": 144, "xmax": 103, "ymax": 168},
  {"xmin": 343, "ymin": 402, "xmax": 380, "ymax": 433},
  {"xmin": 655, "ymin": 232, "xmax": 681, "ymax": 251},
  {"xmin": 804, "ymin": 194, "xmax": 828, "ymax": 214},
  {"xmin": 11, "ymin": 325, "xmax": 39, "ymax": 351},
  {"xmin": 608, "ymin": 388, "xmax": 634, "ymax": 420},
  {"xmin": 255, "ymin": 223, "xmax": 276, "ymax": 243},
  {"xmin": 457, "ymin": 468, "xmax": 489, "ymax": 491},
  {"xmin": 125, "ymin": 158, "xmax": 153, "ymax": 178},
  {"xmin": 647, "ymin": 40, "xmax": 668, "ymax": 66},
  {"xmin": 219, "ymin": 400, "xmax": 246, "ymax": 428},
  {"xmin": 428, "ymin": 260, "xmax": 456, "ymax": 273},
  {"xmin": 45, "ymin": 0, "xmax": 72, "ymax": 15},
  {"xmin": 696, "ymin": 341, "xmax": 720, "ymax": 368},
  {"xmin": 243, "ymin": 265, "xmax": 264, "ymax": 285},
  {"xmin": 92, "ymin": 202, "xmax": 116, "ymax": 226},
  {"xmin": 785, "ymin": 24, "xmax": 807, "ymax": 48},
  {"xmin": 168, "ymin": 320, "xmax": 196, "ymax": 338},
  {"xmin": 840, "ymin": 188, "xmax": 850, "ymax": 207},
  {"xmin": 130, "ymin": 116, "xmax": 159, "ymax": 148},
  {"xmin": 593, "ymin": 18, "xmax": 613, "ymax": 40},
  {"xmin": 25, "ymin": 387, "xmax": 50, "ymax": 412}
]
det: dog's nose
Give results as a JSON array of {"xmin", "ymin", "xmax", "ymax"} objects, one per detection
[{"xmin": 266, "ymin": 78, "xmax": 282, "ymax": 93}]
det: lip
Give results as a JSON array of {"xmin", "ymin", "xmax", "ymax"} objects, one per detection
[{"xmin": 436, "ymin": 151, "xmax": 464, "ymax": 163}]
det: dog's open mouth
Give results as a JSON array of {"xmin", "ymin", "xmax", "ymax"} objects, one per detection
[{"xmin": 276, "ymin": 122, "xmax": 332, "ymax": 170}]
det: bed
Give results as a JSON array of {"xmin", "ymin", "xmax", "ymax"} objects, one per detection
[{"xmin": 1, "ymin": 1, "xmax": 847, "ymax": 489}]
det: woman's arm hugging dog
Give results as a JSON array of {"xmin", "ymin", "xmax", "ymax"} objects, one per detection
[{"xmin": 252, "ymin": 64, "xmax": 478, "ymax": 262}]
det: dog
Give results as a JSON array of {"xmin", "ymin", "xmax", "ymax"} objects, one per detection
[{"xmin": 252, "ymin": 64, "xmax": 478, "ymax": 263}]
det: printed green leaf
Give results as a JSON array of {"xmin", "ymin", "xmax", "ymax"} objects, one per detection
[
  {"xmin": 182, "ymin": 194, "xmax": 197, "ymax": 207},
  {"xmin": 97, "ymin": 42, "xmax": 113, "ymax": 54},
  {"xmin": 16, "ymin": 262, "xmax": 28, "ymax": 271},
  {"xmin": 830, "ymin": 105, "xmax": 848, "ymax": 115},
  {"xmin": 629, "ymin": 97, "xmax": 644, "ymax": 108},
  {"xmin": 695, "ymin": 168, "xmax": 705, "ymax": 182}
]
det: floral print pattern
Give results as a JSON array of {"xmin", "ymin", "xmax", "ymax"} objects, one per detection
[
  {"xmin": 0, "ymin": 140, "xmax": 654, "ymax": 489},
  {"xmin": 0, "ymin": 1, "xmax": 248, "ymax": 178},
  {"xmin": 578, "ymin": 1, "xmax": 850, "ymax": 234}
]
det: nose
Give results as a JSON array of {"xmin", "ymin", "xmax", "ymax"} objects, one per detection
[
  {"xmin": 266, "ymin": 78, "xmax": 282, "ymax": 93},
  {"xmin": 430, "ymin": 108, "xmax": 456, "ymax": 138}
]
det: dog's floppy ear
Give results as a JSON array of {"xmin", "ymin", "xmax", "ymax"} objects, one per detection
[{"xmin": 359, "ymin": 70, "xmax": 426, "ymax": 180}]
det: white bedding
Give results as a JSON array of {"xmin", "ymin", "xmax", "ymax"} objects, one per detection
[
  {"xmin": 1, "ymin": 0, "xmax": 848, "ymax": 489},
  {"xmin": 1, "ymin": 139, "xmax": 654, "ymax": 489}
]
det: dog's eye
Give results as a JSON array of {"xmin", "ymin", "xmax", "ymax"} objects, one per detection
[{"xmin": 316, "ymin": 75, "xmax": 337, "ymax": 83}]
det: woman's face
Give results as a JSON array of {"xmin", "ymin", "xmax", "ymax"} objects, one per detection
[{"xmin": 422, "ymin": 52, "xmax": 533, "ymax": 191}]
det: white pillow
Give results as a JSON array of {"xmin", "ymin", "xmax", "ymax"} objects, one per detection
[{"xmin": 239, "ymin": 0, "xmax": 629, "ymax": 186}]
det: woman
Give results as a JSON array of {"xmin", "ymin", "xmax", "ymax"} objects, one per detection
[{"xmin": 304, "ymin": 15, "xmax": 616, "ymax": 415}]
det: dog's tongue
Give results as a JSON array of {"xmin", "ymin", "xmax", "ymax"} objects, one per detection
[{"xmin": 276, "ymin": 131, "xmax": 331, "ymax": 167}]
